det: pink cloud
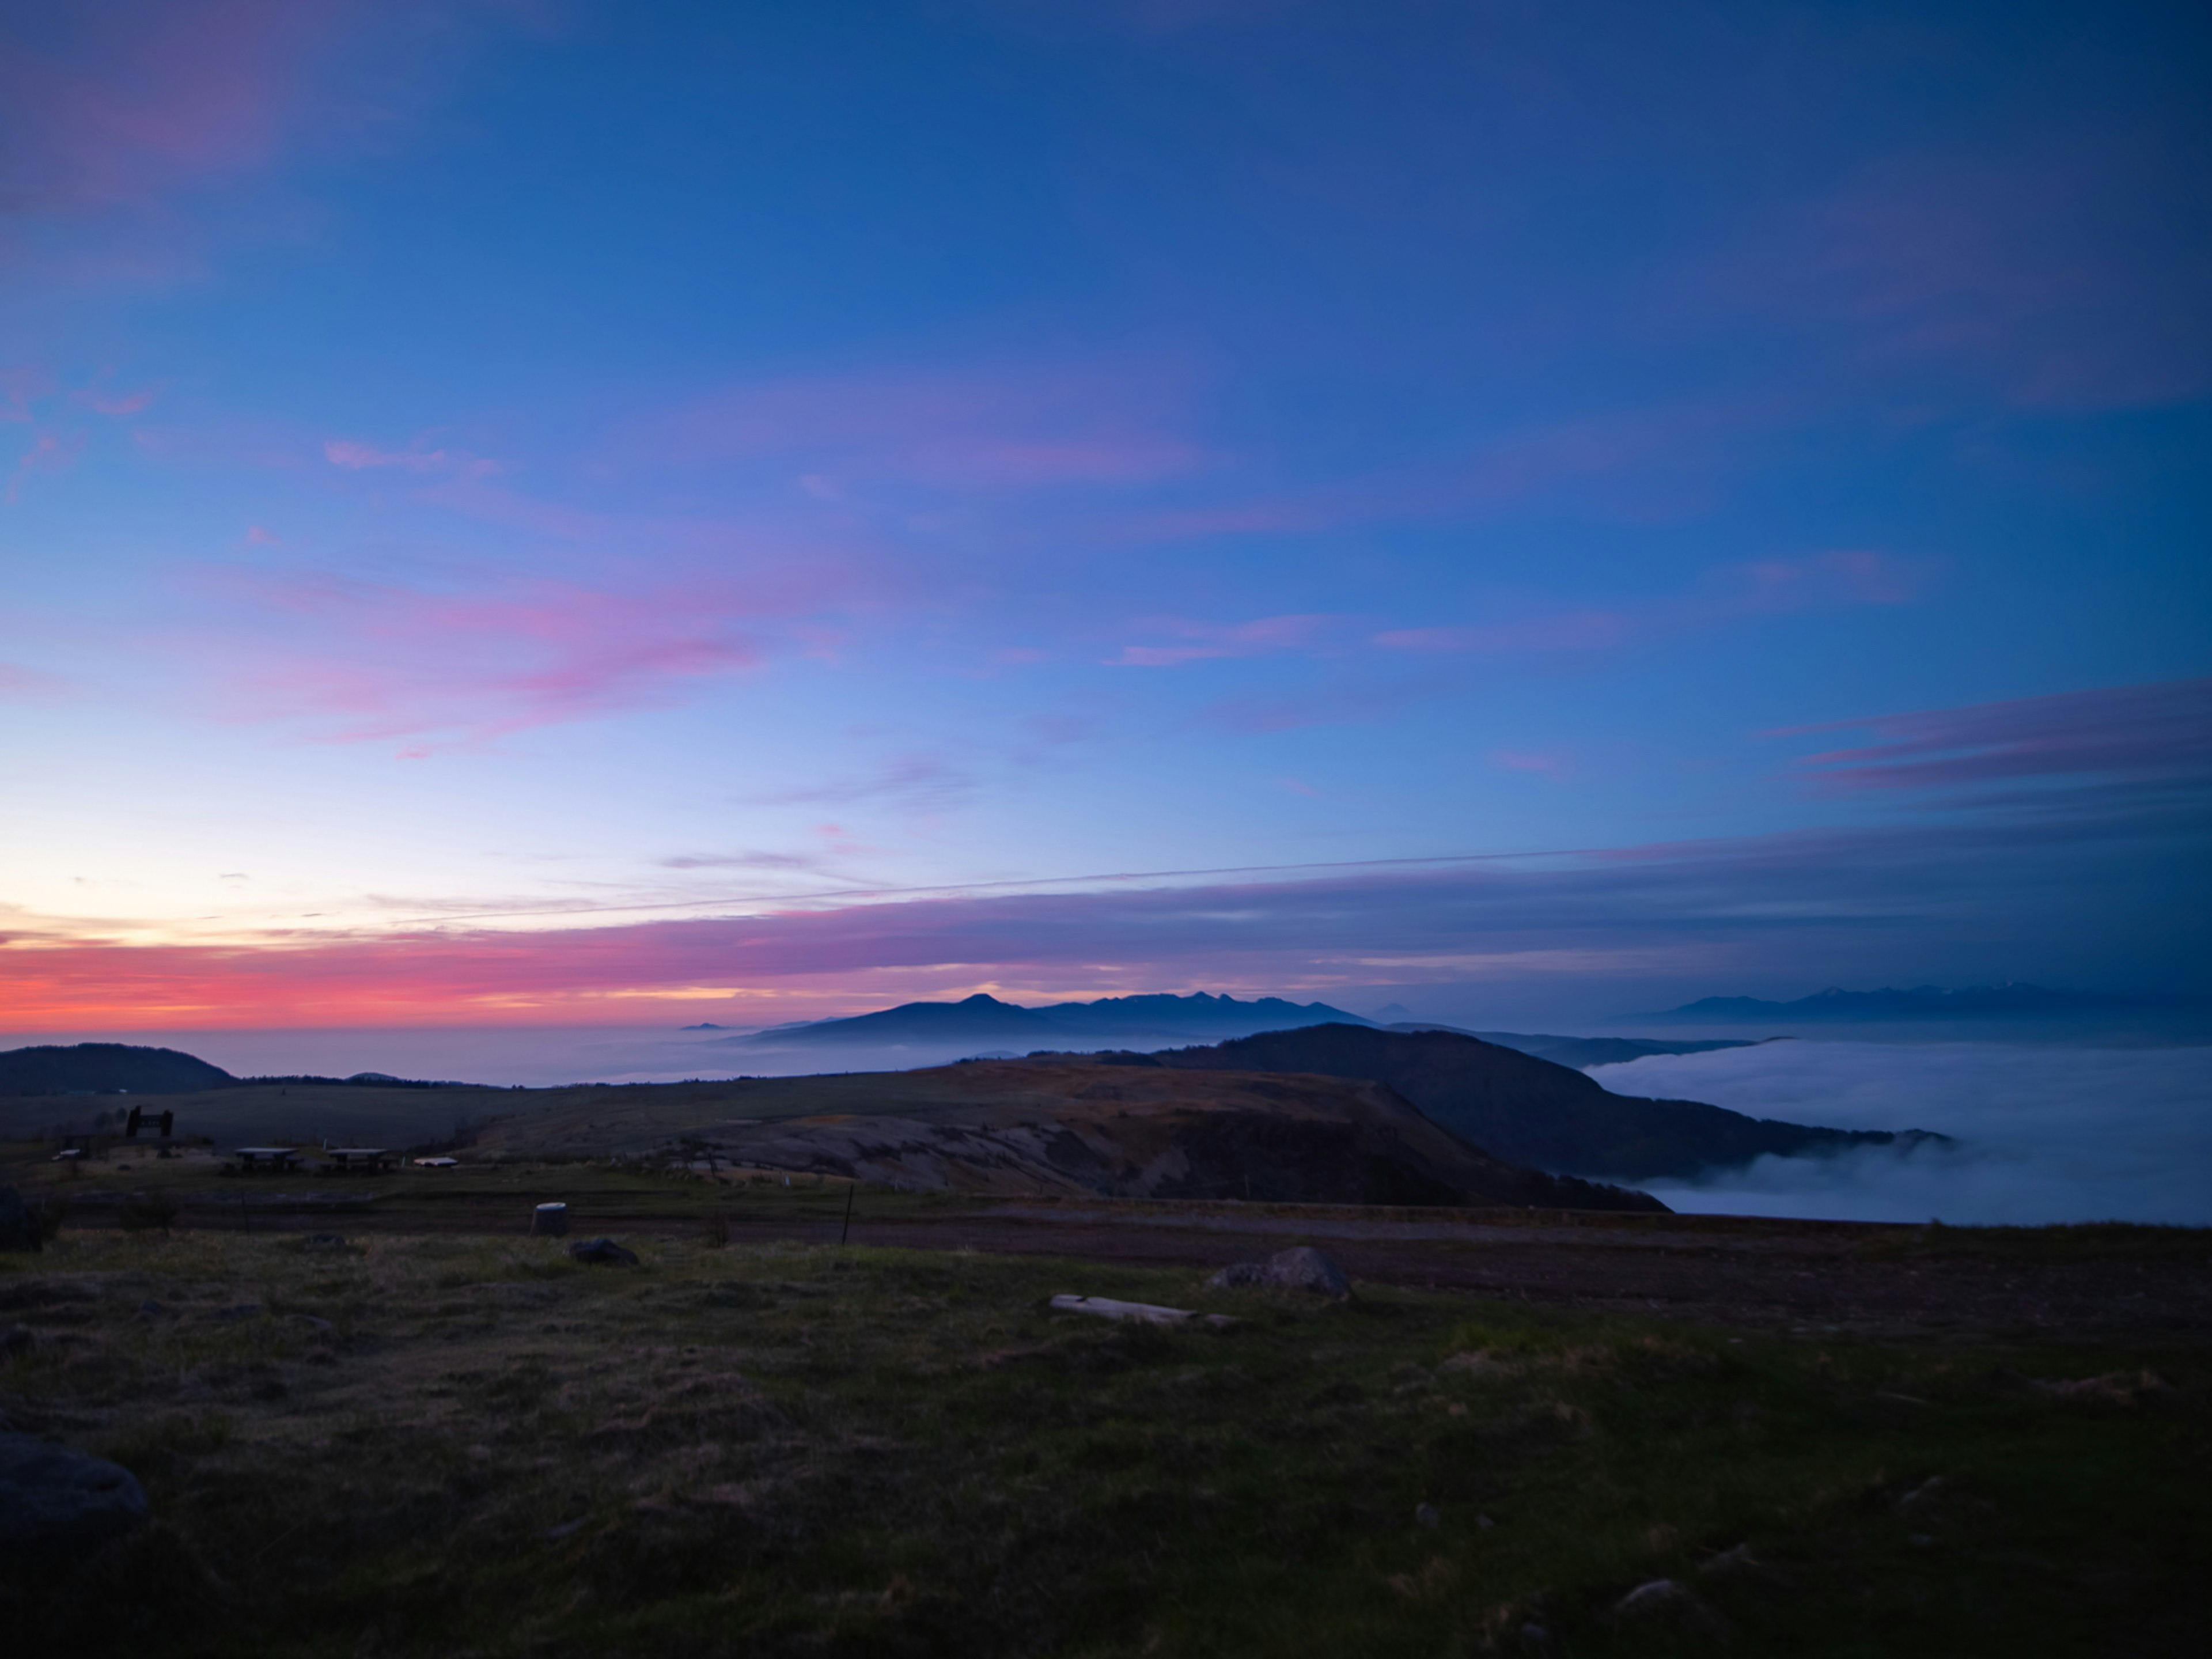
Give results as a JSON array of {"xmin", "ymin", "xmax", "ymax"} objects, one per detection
[
  {"xmin": 1089, "ymin": 391, "xmax": 1801, "ymax": 553},
  {"xmin": 0, "ymin": 365, "xmax": 54, "ymax": 421},
  {"xmin": 0, "ymin": 3, "xmax": 532, "ymax": 286},
  {"xmin": 6, "ymin": 429, "xmax": 87, "ymax": 501},
  {"xmin": 77, "ymin": 385, "xmax": 160, "ymax": 415},
  {"xmin": 632, "ymin": 361, "xmax": 1209, "ymax": 494},
  {"xmin": 1110, "ymin": 612, "xmax": 1339, "ymax": 666},
  {"xmin": 1377, "ymin": 611, "xmax": 1631, "ymax": 654},
  {"xmin": 324, "ymin": 437, "xmax": 499, "ymax": 476},
  {"xmin": 1734, "ymin": 141, "xmax": 2212, "ymax": 411},
  {"xmin": 1374, "ymin": 552, "xmax": 1918, "ymax": 659},
  {"xmin": 1490, "ymin": 750, "xmax": 1566, "ymax": 778},
  {"xmin": 0, "ymin": 662, "xmax": 63, "ymax": 697},
  {"xmin": 745, "ymin": 757, "xmax": 976, "ymax": 813},
  {"xmin": 1786, "ymin": 678, "xmax": 2212, "ymax": 796},
  {"xmin": 0, "ymin": 2, "xmax": 334, "ymax": 215},
  {"xmin": 195, "ymin": 565, "xmax": 770, "ymax": 746}
]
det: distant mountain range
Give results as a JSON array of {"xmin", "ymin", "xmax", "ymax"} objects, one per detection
[
  {"xmin": 1382, "ymin": 1022, "xmax": 1762, "ymax": 1069},
  {"xmin": 737, "ymin": 991, "xmax": 1376, "ymax": 1047},
  {"xmin": 1137, "ymin": 1025, "xmax": 1941, "ymax": 1182},
  {"xmin": 1651, "ymin": 983, "xmax": 2197, "ymax": 1021}
]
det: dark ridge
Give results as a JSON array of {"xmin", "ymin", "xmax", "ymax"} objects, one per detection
[
  {"xmin": 236, "ymin": 1074, "xmax": 491, "ymax": 1090},
  {"xmin": 1152, "ymin": 1024, "xmax": 1944, "ymax": 1182},
  {"xmin": 0, "ymin": 1043, "xmax": 236, "ymax": 1099},
  {"xmin": 1653, "ymin": 983, "xmax": 2203, "ymax": 1020},
  {"xmin": 1385, "ymin": 1024, "xmax": 1764, "ymax": 1067}
]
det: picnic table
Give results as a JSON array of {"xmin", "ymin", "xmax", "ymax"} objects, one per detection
[
  {"xmin": 233, "ymin": 1147, "xmax": 300, "ymax": 1173},
  {"xmin": 320, "ymin": 1147, "xmax": 393, "ymax": 1173}
]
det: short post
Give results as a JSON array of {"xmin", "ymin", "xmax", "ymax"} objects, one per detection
[
  {"xmin": 839, "ymin": 1181, "xmax": 855, "ymax": 1247},
  {"xmin": 533, "ymin": 1202, "xmax": 569, "ymax": 1237}
]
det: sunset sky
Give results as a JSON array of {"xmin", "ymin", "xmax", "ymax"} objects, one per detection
[{"xmin": 3, "ymin": 0, "xmax": 2207, "ymax": 1032}]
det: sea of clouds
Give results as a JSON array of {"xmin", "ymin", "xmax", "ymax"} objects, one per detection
[{"xmin": 1607, "ymin": 1040, "xmax": 2212, "ymax": 1226}]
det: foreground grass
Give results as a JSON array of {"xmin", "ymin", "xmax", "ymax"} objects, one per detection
[{"xmin": 2, "ymin": 1229, "xmax": 2203, "ymax": 1657}]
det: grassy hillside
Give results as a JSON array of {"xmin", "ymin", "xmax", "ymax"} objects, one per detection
[
  {"xmin": 2, "ymin": 1228, "xmax": 2201, "ymax": 1657},
  {"xmin": 3, "ymin": 1059, "xmax": 1663, "ymax": 1211},
  {"xmin": 1157, "ymin": 1026, "xmax": 1936, "ymax": 1180}
]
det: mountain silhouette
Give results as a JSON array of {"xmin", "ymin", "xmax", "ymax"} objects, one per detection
[
  {"xmin": 1151, "ymin": 1024, "xmax": 1939, "ymax": 1181},
  {"xmin": 745, "ymin": 991, "xmax": 1374, "ymax": 1047},
  {"xmin": 1653, "ymin": 983, "xmax": 2191, "ymax": 1020},
  {"xmin": 0, "ymin": 1043, "xmax": 237, "ymax": 1098}
]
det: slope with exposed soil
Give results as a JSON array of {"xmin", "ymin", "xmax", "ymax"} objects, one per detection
[{"xmin": 469, "ymin": 1058, "xmax": 1665, "ymax": 1210}]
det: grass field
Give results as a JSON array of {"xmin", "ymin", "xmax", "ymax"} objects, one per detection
[{"xmin": 3, "ymin": 1225, "xmax": 2203, "ymax": 1657}]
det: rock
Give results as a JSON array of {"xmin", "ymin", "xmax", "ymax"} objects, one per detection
[
  {"xmin": 1206, "ymin": 1245, "xmax": 1352, "ymax": 1298},
  {"xmin": 1613, "ymin": 1578, "xmax": 1728, "ymax": 1638},
  {"xmin": 1048, "ymin": 1293, "xmax": 1234, "ymax": 1328},
  {"xmin": 1263, "ymin": 1246, "xmax": 1351, "ymax": 1296},
  {"xmin": 304, "ymin": 1234, "xmax": 347, "ymax": 1251},
  {"xmin": 286, "ymin": 1314, "xmax": 335, "ymax": 1335},
  {"xmin": 568, "ymin": 1237, "xmax": 639, "ymax": 1266},
  {"xmin": 1414, "ymin": 1502, "xmax": 1440, "ymax": 1529},
  {"xmin": 1, "ymin": 1324, "xmax": 35, "ymax": 1357},
  {"xmin": 1699, "ymin": 1542, "xmax": 1759, "ymax": 1577},
  {"xmin": 0, "ymin": 1431, "xmax": 150, "ymax": 1571},
  {"xmin": 0, "ymin": 1187, "xmax": 39, "ymax": 1252},
  {"xmin": 1895, "ymin": 1475, "xmax": 1946, "ymax": 1515}
]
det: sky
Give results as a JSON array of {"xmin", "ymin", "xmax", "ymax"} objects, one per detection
[{"xmin": 2, "ymin": 0, "xmax": 2208, "ymax": 1034}]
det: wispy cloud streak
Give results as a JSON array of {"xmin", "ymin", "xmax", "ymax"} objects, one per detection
[{"xmin": 1787, "ymin": 678, "xmax": 2212, "ymax": 795}]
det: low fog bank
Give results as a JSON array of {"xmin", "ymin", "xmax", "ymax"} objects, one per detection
[
  {"xmin": 0, "ymin": 1027, "xmax": 1134, "ymax": 1089},
  {"xmin": 0, "ymin": 1027, "xmax": 750, "ymax": 1089},
  {"xmin": 1611, "ymin": 1042, "xmax": 2212, "ymax": 1225}
]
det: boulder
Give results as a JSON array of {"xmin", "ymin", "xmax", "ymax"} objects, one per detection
[
  {"xmin": 1207, "ymin": 1245, "xmax": 1351, "ymax": 1298},
  {"xmin": 0, "ymin": 1432, "xmax": 150, "ymax": 1571},
  {"xmin": 568, "ymin": 1237, "xmax": 639, "ymax": 1266},
  {"xmin": 1612, "ymin": 1578, "xmax": 1727, "ymax": 1638}
]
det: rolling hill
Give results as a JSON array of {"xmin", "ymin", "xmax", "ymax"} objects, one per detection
[
  {"xmin": 1381, "ymin": 1023, "xmax": 1763, "ymax": 1069},
  {"xmin": 1148, "ymin": 1025, "xmax": 1942, "ymax": 1181},
  {"xmin": 0, "ymin": 1043, "xmax": 236, "ymax": 1098},
  {"xmin": 469, "ymin": 1058, "xmax": 1664, "ymax": 1210}
]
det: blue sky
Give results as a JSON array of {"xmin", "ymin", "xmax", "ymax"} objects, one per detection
[{"xmin": 2, "ymin": 0, "xmax": 2206, "ymax": 1029}]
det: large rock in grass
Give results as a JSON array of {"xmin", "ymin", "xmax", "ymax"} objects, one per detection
[
  {"xmin": 1208, "ymin": 1245, "xmax": 1351, "ymax": 1298},
  {"xmin": 567, "ymin": 1237, "xmax": 638, "ymax": 1266},
  {"xmin": 0, "ymin": 1432, "xmax": 150, "ymax": 1571}
]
